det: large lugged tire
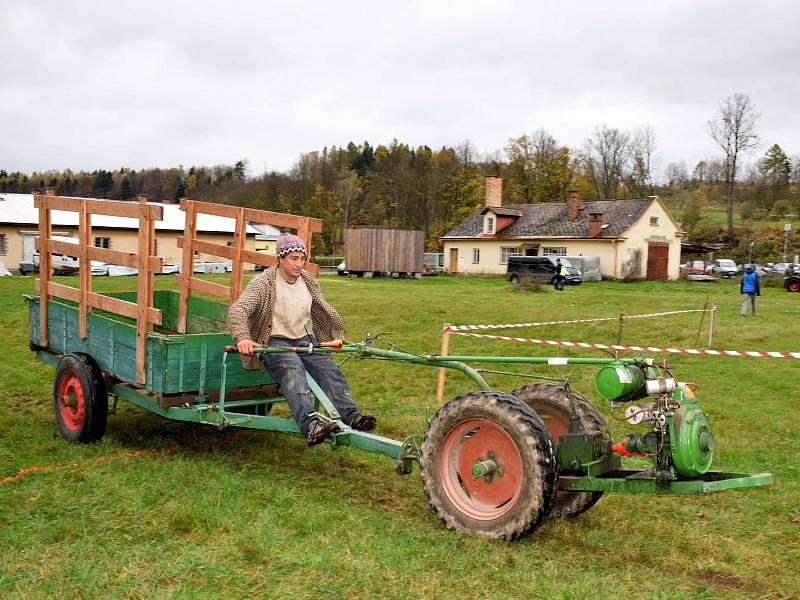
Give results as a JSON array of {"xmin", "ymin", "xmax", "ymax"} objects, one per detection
[
  {"xmin": 420, "ymin": 391, "xmax": 558, "ymax": 540},
  {"xmin": 53, "ymin": 353, "xmax": 108, "ymax": 443},
  {"xmin": 512, "ymin": 382, "xmax": 609, "ymax": 519}
]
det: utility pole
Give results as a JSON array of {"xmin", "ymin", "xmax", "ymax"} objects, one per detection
[
  {"xmin": 784, "ymin": 223, "xmax": 792, "ymax": 262},
  {"xmin": 748, "ymin": 240, "xmax": 755, "ymax": 266}
]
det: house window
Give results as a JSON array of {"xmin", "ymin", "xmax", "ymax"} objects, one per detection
[
  {"xmin": 486, "ymin": 216, "xmax": 494, "ymax": 234},
  {"xmin": 500, "ymin": 247, "xmax": 522, "ymax": 264},
  {"xmin": 472, "ymin": 248, "xmax": 480, "ymax": 264},
  {"xmin": 0, "ymin": 234, "xmax": 6, "ymax": 255},
  {"xmin": 542, "ymin": 247, "xmax": 567, "ymax": 256},
  {"xmin": 94, "ymin": 236, "xmax": 111, "ymax": 249},
  {"xmin": 650, "ymin": 216, "xmax": 659, "ymax": 226}
]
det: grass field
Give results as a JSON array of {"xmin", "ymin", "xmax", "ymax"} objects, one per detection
[{"xmin": 0, "ymin": 273, "xmax": 798, "ymax": 599}]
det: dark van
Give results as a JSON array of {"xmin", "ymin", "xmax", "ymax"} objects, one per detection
[{"xmin": 506, "ymin": 256, "xmax": 582, "ymax": 285}]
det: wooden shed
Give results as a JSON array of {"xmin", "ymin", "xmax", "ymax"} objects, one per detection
[{"xmin": 345, "ymin": 228, "xmax": 424, "ymax": 277}]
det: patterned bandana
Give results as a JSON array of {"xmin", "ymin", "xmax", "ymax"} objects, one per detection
[{"xmin": 275, "ymin": 234, "xmax": 308, "ymax": 259}]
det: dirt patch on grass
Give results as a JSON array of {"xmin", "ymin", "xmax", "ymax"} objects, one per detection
[{"xmin": 694, "ymin": 569, "xmax": 743, "ymax": 590}]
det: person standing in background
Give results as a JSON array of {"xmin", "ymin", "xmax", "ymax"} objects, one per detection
[{"xmin": 740, "ymin": 264, "xmax": 760, "ymax": 317}]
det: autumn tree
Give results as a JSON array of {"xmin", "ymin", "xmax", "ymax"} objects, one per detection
[
  {"xmin": 504, "ymin": 130, "xmax": 573, "ymax": 203},
  {"xmin": 708, "ymin": 92, "xmax": 760, "ymax": 241}
]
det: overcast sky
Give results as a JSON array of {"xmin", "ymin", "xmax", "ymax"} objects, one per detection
[{"xmin": 3, "ymin": 0, "xmax": 799, "ymax": 180}]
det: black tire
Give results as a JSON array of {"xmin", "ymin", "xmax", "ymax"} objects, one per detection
[
  {"xmin": 420, "ymin": 391, "xmax": 558, "ymax": 540},
  {"xmin": 53, "ymin": 353, "xmax": 108, "ymax": 443},
  {"xmin": 510, "ymin": 275, "xmax": 519, "ymax": 284},
  {"xmin": 512, "ymin": 382, "xmax": 608, "ymax": 519}
]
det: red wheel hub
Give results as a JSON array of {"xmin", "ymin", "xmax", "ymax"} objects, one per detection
[
  {"xmin": 58, "ymin": 373, "xmax": 85, "ymax": 431},
  {"xmin": 438, "ymin": 419, "xmax": 523, "ymax": 520}
]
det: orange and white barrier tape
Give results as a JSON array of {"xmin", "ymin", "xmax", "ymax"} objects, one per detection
[
  {"xmin": 444, "ymin": 308, "xmax": 711, "ymax": 332},
  {"xmin": 448, "ymin": 330, "xmax": 800, "ymax": 359}
]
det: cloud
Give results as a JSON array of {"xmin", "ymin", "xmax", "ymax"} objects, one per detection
[{"xmin": 2, "ymin": 0, "xmax": 798, "ymax": 177}]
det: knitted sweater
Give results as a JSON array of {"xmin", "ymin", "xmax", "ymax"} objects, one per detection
[{"xmin": 227, "ymin": 266, "xmax": 345, "ymax": 371}]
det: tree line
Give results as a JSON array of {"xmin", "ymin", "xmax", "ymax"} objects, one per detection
[{"xmin": 2, "ymin": 94, "xmax": 798, "ymax": 256}]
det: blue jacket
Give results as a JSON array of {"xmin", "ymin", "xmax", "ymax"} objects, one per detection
[{"xmin": 741, "ymin": 270, "xmax": 760, "ymax": 295}]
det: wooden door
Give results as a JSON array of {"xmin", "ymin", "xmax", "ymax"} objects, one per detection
[
  {"xmin": 647, "ymin": 242, "xmax": 669, "ymax": 280},
  {"xmin": 449, "ymin": 248, "xmax": 459, "ymax": 274}
]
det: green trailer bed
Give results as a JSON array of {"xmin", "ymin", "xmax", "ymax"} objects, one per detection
[{"xmin": 25, "ymin": 290, "xmax": 272, "ymax": 407}]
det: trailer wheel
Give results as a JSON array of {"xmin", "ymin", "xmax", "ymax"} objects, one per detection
[
  {"xmin": 53, "ymin": 353, "xmax": 108, "ymax": 443},
  {"xmin": 420, "ymin": 391, "xmax": 557, "ymax": 540},
  {"xmin": 512, "ymin": 382, "xmax": 608, "ymax": 519}
]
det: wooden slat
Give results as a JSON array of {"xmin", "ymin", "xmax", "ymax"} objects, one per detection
[
  {"xmin": 47, "ymin": 281, "xmax": 80, "ymax": 303},
  {"xmin": 38, "ymin": 192, "xmax": 53, "ymax": 346},
  {"xmin": 135, "ymin": 203, "xmax": 150, "ymax": 383},
  {"xmin": 243, "ymin": 206, "xmax": 323, "ymax": 233},
  {"xmin": 230, "ymin": 209, "xmax": 246, "ymax": 302},
  {"xmin": 177, "ymin": 236, "xmax": 235, "ymax": 260},
  {"xmin": 78, "ymin": 201, "xmax": 90, "ymax": 338},
  {"xmin": 177, "ymin": 202, "xmax": 196, "ymax": 334},
  {"xmin": 47, "ymin": 239, "xmax": 80, "ymax": 257},
  {"xmin": 88, "ymin": 292, "xmax": 162, "ymax": 325},
  {"xmin": 175, "ymin": 275, "xmax": 230, "ymax": 298},
  {"xmin": 34, "ymin": 195, "xmax": 163, "ymax": 220},
  {"xmin": 87, "ymin": 246, "xmax": 163, "ymax": 272},
  {"xmin": 141, "ymin": 195, "xmax": 156, "ymax": 334},
  {"xmin": 176, "ymin": 238, "xmax": 286, "ymax": 270},
  {"xmin": 180, "ymin": 198, "xmax": 323, "ymax": 233}
]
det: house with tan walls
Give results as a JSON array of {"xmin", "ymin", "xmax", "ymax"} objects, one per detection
[
  {"xmin": 0, "ymin": 193, "xmax": 278, "ymax": 273},
  {"xmin": 441, "ymin": 178, "xmax": 685, "ymax": 280}
]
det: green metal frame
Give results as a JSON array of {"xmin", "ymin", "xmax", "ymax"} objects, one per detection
[{"xmin": 34, "ymin": 334, "xmax": 773, "ymax": 493}]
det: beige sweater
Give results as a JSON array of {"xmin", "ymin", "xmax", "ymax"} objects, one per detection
[{"xmin": 227, "ymin": 266, "xmax": 345, "ymax": 371}]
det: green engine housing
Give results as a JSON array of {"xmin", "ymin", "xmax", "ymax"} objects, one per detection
[{"xmin": 668, "ymin": 389, "xmax": 714, "ymax": 477}]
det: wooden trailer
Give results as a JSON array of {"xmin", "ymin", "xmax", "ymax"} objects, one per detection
[
  {"xmin": 344, "ymin": 227, "xmax": 424, "ymax": 278},
  {"xmin": 26, "ymin": 190, "xmax": 323, "ymax": 433}
]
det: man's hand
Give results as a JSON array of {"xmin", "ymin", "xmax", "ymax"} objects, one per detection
[{"xmin": 237, "ymin": 339, "xmax": 256, "ymax": 355}]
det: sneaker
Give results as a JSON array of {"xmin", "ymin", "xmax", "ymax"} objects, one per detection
[
  {"xmin": 306, "ymin": 419, "xmax": 340, "ymax": 447},
  {"xmin": 350, "ymin": 414, "xmax": 377, "ymax": 431}
]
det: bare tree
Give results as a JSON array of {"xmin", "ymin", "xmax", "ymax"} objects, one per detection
[
  {"xmin": 583, "ymin": 126, "xmax": 631, "ymax": 199},
  {"xmin": 631, "ymin": 125, "xmax": 657, "ymax": 195},
  {"xmin": 708, "ymin": 93, "xmax": 760, "ymax": 241}
]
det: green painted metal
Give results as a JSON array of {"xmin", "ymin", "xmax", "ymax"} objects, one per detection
[
  {"xmin": 558, "ymin": 471, "xmax": 774, "ymax": 494},
  {"xmin": 668, "ymin": 394, "xmax": 715, "ymax": 477},
  {"xmin": 29, "ymin": 297, "xmax": 771, "ymax": 494},
  {"xmin": 25, "ymin": 292, "xmax": 269, "ymax": 400},
  {"xmin": 471, "ymin": 459, "xmax": 497, "ymax": 479},
  {"xmin": 594, "ymin": 363, "xmax": 646, "ymax": 400}
]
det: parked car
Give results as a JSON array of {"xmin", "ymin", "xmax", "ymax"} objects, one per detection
[
  {"xmin": 681, "ymin": 260, "xmax": 708, "ymax": 275},
  {"xmin": 709, "ymin": 259, "xmax": 739, "ymax": 278},
  {"xmin": 770, "ymin": 262, "xmax": 800, "ymax": 275},
  {"xmin": 507, "ymin": 256, "xmax": 582, "ymax": 285}
]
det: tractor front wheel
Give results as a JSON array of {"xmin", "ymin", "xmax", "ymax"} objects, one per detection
[
  {"xmin": 787, "ymin": 279, "xmax": 800, "ymax": 293},
  {"xmin": 53, "ymin": 353, "xmax": 108, "ymax": 443},
  {"xmin": 420, "ymin": 391, "xmax": 557, "ymax": 540},
  {"xmin": 512, "ymin": 382, "xmax": 609, "ymax": 519}
]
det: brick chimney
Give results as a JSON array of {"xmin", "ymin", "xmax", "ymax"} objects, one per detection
[
  {"xmin": 567, "ymin": 190, "xmax": 579, "ymax": 221},
  {"xmin": 485, "ymin": 177, "xmax": 502, "ymax": 207},
  {"xmin": 588, "ymin": 212, "xmax": 604, "ymax": 237}
]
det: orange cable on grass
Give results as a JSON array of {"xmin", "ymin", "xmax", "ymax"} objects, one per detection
[{"xmin": 1, "ymin": 448, "xmax": 175, "ymax": 484}]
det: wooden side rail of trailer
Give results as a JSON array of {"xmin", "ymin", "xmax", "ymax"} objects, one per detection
[
  {"xmin": 33, "ymin": 189, "xmax": 164, "ymax": 383},
  {"xmin": 173, "ymin": 199, "xmax": 323, "ymax": 333}
]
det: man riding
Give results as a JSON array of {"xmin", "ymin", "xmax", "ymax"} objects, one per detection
[{"xmin": 228, "ymin": 234, "xmax": 376, "ymax": 446}]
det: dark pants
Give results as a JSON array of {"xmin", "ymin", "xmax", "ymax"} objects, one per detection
[
  {"xmin": 551, "ymin": 275, "xmax": 565, "ymax": 290},
  {"xmin": 260, "ymin": 335, "xmax": 360, "ymax": 435}
]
